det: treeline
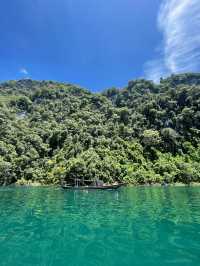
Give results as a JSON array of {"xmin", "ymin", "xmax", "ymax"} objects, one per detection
[{"xmin": 0, "ymin": 73, "xmax": 200, "ymax": 185}]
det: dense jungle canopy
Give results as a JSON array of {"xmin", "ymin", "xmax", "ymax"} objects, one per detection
[{"xmin": 1, "ymin": 73, "xmax": 200, "ymax": 185}]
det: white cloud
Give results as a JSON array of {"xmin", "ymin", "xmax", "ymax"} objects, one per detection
[
  {"xmin": 144, "ymin": 0, "xmax": 200, "ymax": 82},
  {"xmin": 19, "ymin": 68, "xmax": 29, "ymax": 75},
  {"xmin": 144, "ymin": 58, "xmax": 167, "ymax": 83}
]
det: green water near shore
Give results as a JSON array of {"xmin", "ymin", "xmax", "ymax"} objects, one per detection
[{"xmin": 0, "ymin": 187, "xmax": 200, "ymax": 266}]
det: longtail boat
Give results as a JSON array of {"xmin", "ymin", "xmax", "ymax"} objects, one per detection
[
  {"xmin": 61, "ymin": 183, "xmax": 124, "ymax": 190},
  {"xmin": 61, "ymin": 178, "xmax": 124, "ymax": 190}
]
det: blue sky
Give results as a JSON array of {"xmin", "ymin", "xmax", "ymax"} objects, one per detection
[{"xmin": 0, "ymin": 0, "xmax": 200, "ymax": 90}]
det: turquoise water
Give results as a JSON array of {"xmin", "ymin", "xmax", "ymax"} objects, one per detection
[{"xmin": 0, "ymin": 187, "xmax": 200, "ymax": 266}]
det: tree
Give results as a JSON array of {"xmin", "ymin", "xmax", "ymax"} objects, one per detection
[{"xmin": 142, "ymin": 130, "xmax": 161, "ymax": 147}]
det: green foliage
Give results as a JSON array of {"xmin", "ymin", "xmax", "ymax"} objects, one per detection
[
  {"xmin": 142, "ymin": 130, "xmax": 161, "ymax": 147},
  {"xmin": 0, "ymin": 74, "xmax": 200, "ymax": 185}
]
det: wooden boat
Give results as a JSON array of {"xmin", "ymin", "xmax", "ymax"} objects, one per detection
[{"xmin": 61, "ymin": 183, "xmax": 124, "ymax": 190}]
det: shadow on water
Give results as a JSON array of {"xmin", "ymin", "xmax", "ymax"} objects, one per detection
[{"xmin": 0, "ymin": 186, "xmax": 200, "ymax": 266}]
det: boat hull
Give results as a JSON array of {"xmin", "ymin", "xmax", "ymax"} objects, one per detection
[{"xmin": 61, "ymin": 184, "xmax": 124, "ymax": 190}]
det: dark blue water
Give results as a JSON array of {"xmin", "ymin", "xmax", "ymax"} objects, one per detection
[{"xmin": 0, "ymin": 186, "xmax": 200, "ymax": 266}]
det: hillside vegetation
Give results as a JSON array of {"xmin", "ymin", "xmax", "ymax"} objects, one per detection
[{"xmin": 1, "ymin": 73, "xmax": 200, "ymax": 185}]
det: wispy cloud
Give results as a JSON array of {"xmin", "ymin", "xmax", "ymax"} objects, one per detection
[
  {"xmin": 144, "ymin": 0, "xmax": 200, "ymax": 82},
  {"xmin": 19, "ymin": 68, "xmax": 29, "ymax": 75}
]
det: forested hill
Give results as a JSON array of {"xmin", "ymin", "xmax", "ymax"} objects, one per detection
[{"xmin": 1, "ymin": 73, "xmax": 200, "ymax": 186}]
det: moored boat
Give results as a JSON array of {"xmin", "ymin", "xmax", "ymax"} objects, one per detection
[{"xmin": 61, "ymin": 183, "xmax": 124, "ymax": 190}]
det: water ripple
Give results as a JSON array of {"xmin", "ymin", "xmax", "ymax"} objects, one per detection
[{"xmin": 0, "ymin": 187, "xmax": 200, "ymax": 266}]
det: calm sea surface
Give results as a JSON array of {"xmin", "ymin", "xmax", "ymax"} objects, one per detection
[{"xmin": 0, "ymin": 186, "xmax": 200, "ymax": 266}]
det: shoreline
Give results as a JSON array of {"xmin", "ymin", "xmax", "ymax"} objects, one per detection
[{"xmin": 10, "ymin": 181, "xmax": 200, "ymax": 188}]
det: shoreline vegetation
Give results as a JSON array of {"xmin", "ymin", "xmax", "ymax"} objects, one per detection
[{"xmin": 1, "ymin": 73, "xmax": 200, "ymax": 187}]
